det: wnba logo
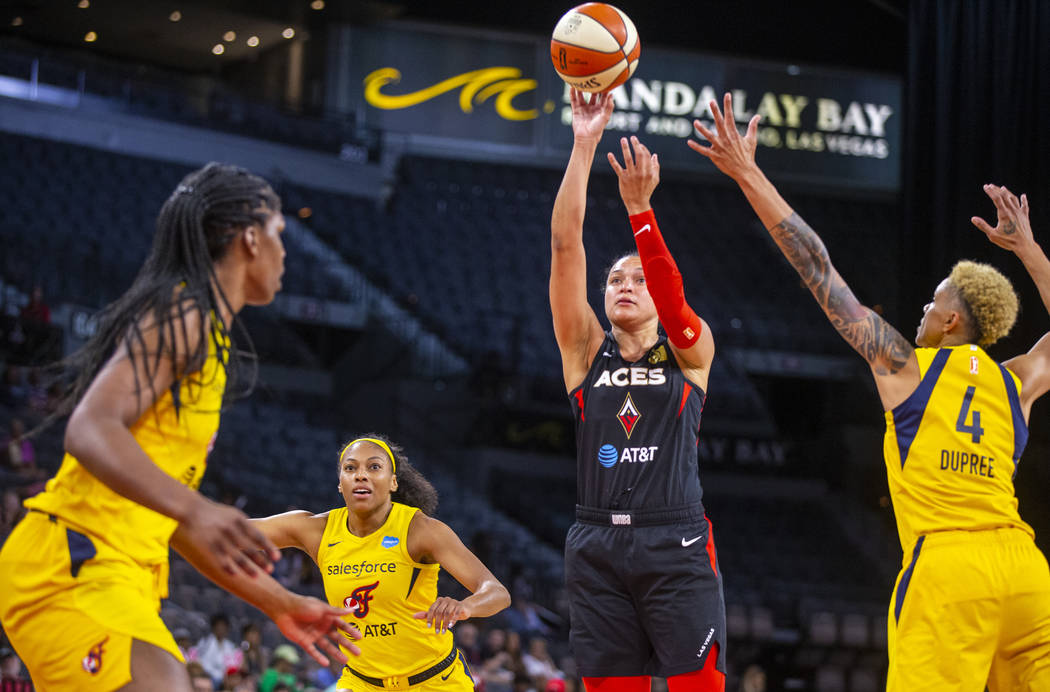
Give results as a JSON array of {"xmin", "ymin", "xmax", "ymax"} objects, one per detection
[
  {"xmin": 558, "ymin": 48, "xmax": 568, "ymax": 71},
  {"xmin": 82, "ymin": 635, "xmax": 108, "ymax": 674},
  {"xmin": 598, "ymin": 444, "xmax": 618, "ymax": 468},
  {"xmin": 345, "ymin": 581, "xmax": 380, "ymax": 618}
]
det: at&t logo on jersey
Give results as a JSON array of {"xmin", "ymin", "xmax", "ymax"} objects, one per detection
[
  {"xmin": 593, "ymin": 367, "xmax": 666, "ymax": 388},
  {"xmin": 598, "ymin": 444, "xmax": 659, "ymax": 467},
  {"xmin": 344, "ymin": 581, "xmax": 380, "ymax": 618}
]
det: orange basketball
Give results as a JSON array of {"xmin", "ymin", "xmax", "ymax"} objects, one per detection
[{"xmin": 550, "ymin": 3, "xmax": 640, "ymax": 93}]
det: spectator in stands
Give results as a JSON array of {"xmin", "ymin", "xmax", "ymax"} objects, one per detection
[
  {"xmin": 0, "ymin": 163, "xmax": 359, "ymax": 691},
  {"xmin": 186, "ymin": 661, "xmax": 213, "ymax": 691},
  {"xmin": 482, "ymin": 627, "xmax": 507, "ymax": 660},
  {"xmin": 0, "ymin": 490, "xmax": 24, "ymax": 543},
  {"xmin": 304, "ymin": 657, "xmax": 340, "ymax": 690},
  {"xmin": 514, "ymin": 672, "xmax": 536, "ymax": 692},
  {"xmin": 19, "ymin": 285, "xmax": 49, "ymax": 324},
  {"xmin": 259, "ymin": 644, "xmax": 301, "ymax": 692},
  {"xmin": 480, "ymin": 629, "xmax": 519, "ymax": 692},
  {"xmin": 251, "ymin": 434, "xmax": 512, "ymax": 691},
  {"xmin": 238, "ymin": 621, "xmax": 269, "ymax": 676},
  {"xmin": 0, "ymin": 366, "xmax": 27, "ymax": 409},
  {"xmin": 551, "ymin": 90, "xmax": 726, "ymax": 690},
  {"xmin": 522, "ymin": 636, "xmax": 562, "ymax": 688},
  {"xmin": 2, "ymin": 419, "xmax": 34, "ymax": 473},
  {"xmin": 454, "ymin": 621, "xmax": 483, "ymax": 667},
  {"xmin": 503, "ymin": 582, "xmax": 550, "ymax": 638},
  {"xmin": 0, "ymin": 646, "xmax": 32, "ymax": 692},
  {"xmin": 25, "ymin": 368, "xmax": 47, "ymax": 413},
  {"xmin": 195, "ymin": 613, "xmax": 241, "ymax": 688},
  {"xmin": 693, "ymin": 93, "xmax": 1050, "ymax": 691},
  {"xmin": 737, "ymin": 664, "xmax": 765, "ymax": 692},
  {"xmin": 173, "ymin": 627, "xmax": 194, "ymax": 660}
]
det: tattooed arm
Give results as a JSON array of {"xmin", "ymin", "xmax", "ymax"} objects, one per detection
[
  {"xmin": 687, "ymin": 93, "xmax": 918, "ymax": 405},
  {"xmin": 765, "ymin": 213, "xmax": 912, "ymax": 375}
]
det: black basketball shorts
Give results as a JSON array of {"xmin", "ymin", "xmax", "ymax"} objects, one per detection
[{"xmin": 564, "ymin": 504, "xmax": 726, "ymax": 678}]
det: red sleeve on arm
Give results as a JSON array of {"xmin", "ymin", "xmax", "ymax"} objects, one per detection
[{"xmin": 629, "ymin": 209, "xmax": 703, "ymax": 349}]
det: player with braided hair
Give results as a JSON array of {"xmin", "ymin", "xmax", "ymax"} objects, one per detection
[{"xmin": 0, "ymin": 163, "xmax": 359, "ymax": 691}]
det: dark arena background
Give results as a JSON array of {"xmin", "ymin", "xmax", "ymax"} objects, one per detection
[{"xmin": 1, "ymin": 1, "xmax": 1049, "ymax": 690}]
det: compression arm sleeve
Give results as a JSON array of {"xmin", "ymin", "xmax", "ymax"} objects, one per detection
[{"xmin": 629, "ymin": 209, "xmax": 703, "ymax": 349}]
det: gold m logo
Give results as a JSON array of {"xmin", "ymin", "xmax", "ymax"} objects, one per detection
[{"xmin": 363, "ymin": 67, "xmax": 539, "ymax": 121}]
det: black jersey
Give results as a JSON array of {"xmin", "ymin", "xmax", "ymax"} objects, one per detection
[{"xmin": 569, "ymin": 332, "xmax": 706, "ymax": 510}]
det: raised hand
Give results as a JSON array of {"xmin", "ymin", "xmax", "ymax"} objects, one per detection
[
  {"xmin": 413, "ymin": 596, "xmax": 471, "ymax": 635},
  {"xmin": 687, "ymin": 92, "xmax": 762, "ymax": 181},
  {"xmin": 607, "ymin": 135, "xmax": 659, "ymax": 215},
  {"xmin": 972, "ymin": 184, "xmax": 1034, "ymax": 253},
  {"xmin": 569, "ymin": 88, "xmax": 615, "ymax": 142},
  {"xmin": 273, "ymin": 595, "xmax": 361, "ymax": 666}
]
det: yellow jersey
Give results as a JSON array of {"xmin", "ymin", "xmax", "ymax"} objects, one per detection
[
  {"xmin": 884, "ymin": 345, "xmax": 1032, "ymax": 555},
  {"xmin": 26, "ymin": 324, "xmax": 230, "ymax": 570},
  {"xmin": 318, "ymin": 503, "xmax": 452, "ymax": 680}
]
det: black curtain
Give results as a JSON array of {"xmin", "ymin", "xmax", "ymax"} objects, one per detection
[{"xmin": 903, "ymin": 0, "xmax": 1050, "ymax": 354}]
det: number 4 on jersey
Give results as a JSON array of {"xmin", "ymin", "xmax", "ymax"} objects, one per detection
[{"xmin": 955, "ymin": 386, "xmax": 984, "ymax": 444}]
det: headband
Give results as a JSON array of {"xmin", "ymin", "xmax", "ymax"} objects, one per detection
[{"xmin": 340, "ymin": 437, "xmax": 396, "ymax": 474}]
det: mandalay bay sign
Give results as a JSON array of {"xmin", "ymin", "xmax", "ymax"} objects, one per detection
[{"xmin": 335, "ymin": 25, "xmax": 900, "ymax": 191}]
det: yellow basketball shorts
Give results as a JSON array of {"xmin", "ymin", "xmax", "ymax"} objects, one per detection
[
  {"xmin": 0, "ymin": 511, "xmax": 182, "ymax": 691},
  {"xmin": 337, "ymin": 648, "xmax": 475, "ymax": 692},
  {"xmin": 886, "ymin": 527, "xmax": 1050, "ymax": 692}
]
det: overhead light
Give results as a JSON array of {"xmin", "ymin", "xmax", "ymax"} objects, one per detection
[
  {"xmin": 11, "ymin": 16, "xmax": 23, "ymax": 26},
  {"xmin": 247, "ymin": 36, "xmax": 259, "ymax": 47},
  {"xmin": 78, "ymin": 0, "xmax": 90, "ymax": 8},
  {"xmin": 281, "ymin": 27, "xmax": 295, "ymax": 39},
  {"xmin": 84, "ymin": 31, "xmax": 98, "ymax": 42},
  {"xmin": 169, "ymin": 10, "xmax": 181, "ymax": 22},
  {"xmin": 212, "ymin": 44, "xmax": 225, "ymax": 55},
  {"xmin": 223, "ymin": 30, "xmax": 236, "ymax": 42},
  {"xmin": 310, "ymin": 0, "xmax": 324, "ymax": 10}
]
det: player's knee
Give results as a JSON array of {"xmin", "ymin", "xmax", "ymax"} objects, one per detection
[
  {"xmin": 665, "ymin": 643, "xmax": 725, "ymax": 692},
  {"xmin": 582, "ymin": 675, "xmax": 652, "ymax": 692}
]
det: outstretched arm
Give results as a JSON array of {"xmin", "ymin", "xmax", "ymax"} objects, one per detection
[
  {"xmin": 171, "ymin": 523, "xmax": 360, "ymax": 666},
  {"xmin": 406, "ymin": 513, "xmax": 511, "ymax": 634},
  {"xmin": 974, "ymin": 185, "xmax": 1050, "ymax": 412},
  {"xmin": 688, "ymin": 94, "xmax": 916, "ymax": 400},
  {"xmin": 550, "ymin": 89, "xmax": 614, "ymax": 391},
  {"xmin": 607, "ymin": 135, "xmax": 714, "ymax": 384}
]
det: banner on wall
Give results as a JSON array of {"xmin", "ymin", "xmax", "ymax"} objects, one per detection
[{"xmin": 337, "ymin": 24, "xmax": 900, "ymax": 191}]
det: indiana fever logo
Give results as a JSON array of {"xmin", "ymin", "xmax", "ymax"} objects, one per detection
[
  {"xmin": 344, "ymin": 581, "xmax": 380, "ymax": 618},
  {"xmin": 82, "ymin": 635, "xmax": 108, "ymax": 675},
  {"xmin": 363, "ymin": 67, "xmax": 541, "ymax": 121}
]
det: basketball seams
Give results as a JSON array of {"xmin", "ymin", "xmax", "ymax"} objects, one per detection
[
  {"xmin": 550, "ymin": 2, "xmax": 639, "ymax": 93},
  {"xmin": 550, "ymin": 37, "xmax": 622, "ymax": 54}
]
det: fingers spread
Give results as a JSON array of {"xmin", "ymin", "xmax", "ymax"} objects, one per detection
[
  {"xmin": 687, "ymin": 139, "xmax": 713, "ymax": 158},
  {"xmin": 723, "ymin": 92, "xmax": 736, "ymax": 131},
  {"xmin": 971, "ymin": 216, "xmax": 994, "ymax": 234},
  {"xmin": 693, "ymin": 120, "xmax": 716, "ymax": 143},
  {"xmin": 620, "ymin": 137, "xmax": 633, "ymax": 168},
  {"xmin": 709, "ymin": 99, "xmax": 726, "ymax": 136}
]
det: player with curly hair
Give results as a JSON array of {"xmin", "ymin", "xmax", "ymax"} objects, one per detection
[
  {"xmin": 251, "ymin": 435, "xmax": 510, "ymax": 692},
  {"xmin": 691, "ymin": 93, "xmax": 1050, "ymax": 691}
]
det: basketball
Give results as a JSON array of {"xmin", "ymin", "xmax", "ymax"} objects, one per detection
[{"xmin": 550, "ymin": 3, "xmax": 640, "ymax": 93}]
